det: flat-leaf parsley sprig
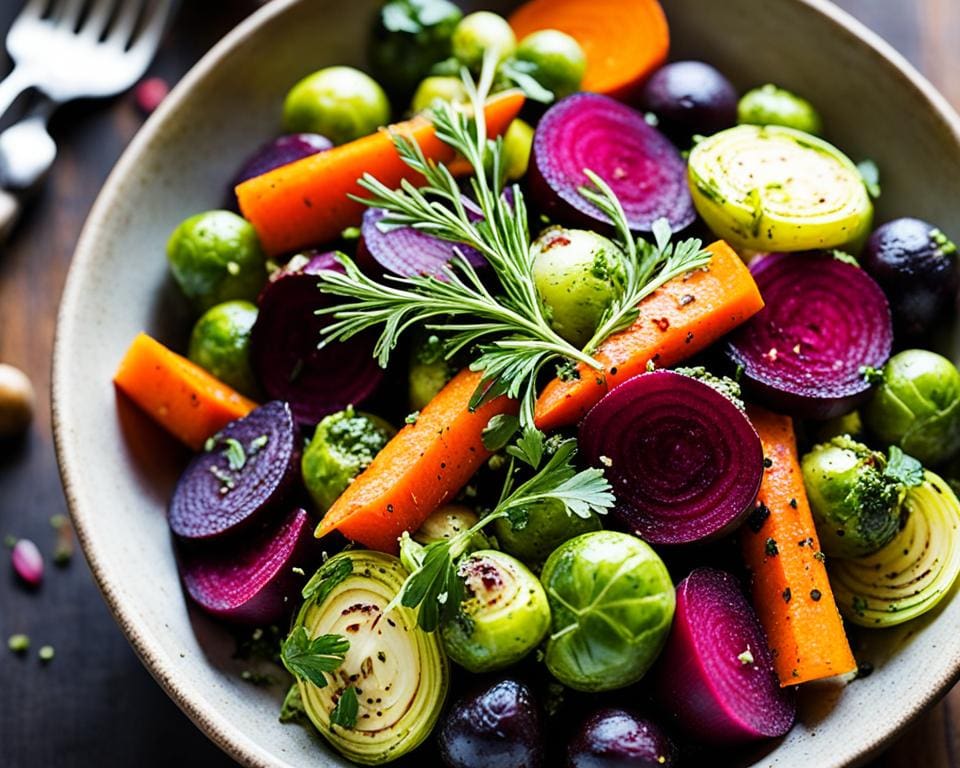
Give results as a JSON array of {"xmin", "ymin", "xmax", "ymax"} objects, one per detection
[
  {"xmin": 387, "ymin": 427, "xmax": 615, "ymax": 632},
  {"xmin": 315, "ymin": 51, "xmax": 711, "ymax": 427}
]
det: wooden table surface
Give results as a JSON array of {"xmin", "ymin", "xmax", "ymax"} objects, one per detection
[{"xmin": 0, "ymin": 1, "xmax": 958, "ymax": 766}]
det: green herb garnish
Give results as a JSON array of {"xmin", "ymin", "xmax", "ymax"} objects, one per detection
[
  {"xmin": 884, "ymin": 446, "xmax": 924, "ymax": 488},
  {"xmin": 280, "ymin": 627, "xmax": 349, "ymax": 689},
  {"xmin": 224, "ymin": 438, "xmax": 247, "ymax": 471},
  {"xmin": 330, "ymin": 685, "xmax": 360, "ymax": 729}
]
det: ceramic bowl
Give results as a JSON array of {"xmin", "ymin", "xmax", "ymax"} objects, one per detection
[{"xmin": 53, "ymin": 0, "xmax": 960, "ymax": 766}]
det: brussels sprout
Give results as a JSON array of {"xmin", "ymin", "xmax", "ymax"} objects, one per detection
[
  {"xmin": 801, "ymin": 436, "xmax": 922, "ymax": 559},
  {"xmin": 187, "ymin": 300, "xmax": 259, "ymax": 397},
  {"xmin": 501, "ymin": 118, "xmax": 534, "ymax": 183},
  {"xmin": 541, "ymin": 531, "xmax": 675, "ymax": 692},
  {"xmin": 166, "ymin": 211, "xmax": 267, "ymax": 312},
  {"xmin": 531, "ymin": 228, "xmax": 627, "ymax": 347},
  {"xmin": 515, "ymin": 30, "xmax": 586, "ymax": 99},
  {"xmin": 283, "ymin": 66, "xmax": 390, "ymax": 146},
  {"xmin": 408, "ymin": 333, "xmax": 454, "ymax": 411},
  {"xmin": 411, "ymin": 75, "xmax": 469, "ymax": 113},
  {"xmin": 441, "ymin": 550, "xmax": 550, "ymax": 673},
  {"xmin": 737, "ymin": 83, "xmax": 824, "ymax": 135},
  {"xmin": 302, "ymin": 407, "xmax": 396, "ymax": 513},
  {"xmin": 451, "ymin": 11, "xmax": 516, "ymax": 70},
  {"xmin": 414, "ymin": 504, "xmax": 491, "ymax": 551},
  {"xmin": 369, "ymin": 0, "xmax": 463, "ymax": 97},
  {"xmin": 289, "ymin": 551, "xmax": 448, "ymax": 764},
  {"xmin": 815, "ymin": 410, "xmax": 865, "ymax": 443},
  {"xmin": 493, "ymin": 498, "xmax": 601, "ymax": 562},
  {"xmin": 864, "ymin": 349, "xmax": 960, "ymax": 465}
]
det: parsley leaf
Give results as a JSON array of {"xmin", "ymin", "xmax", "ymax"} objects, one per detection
[
  {"xmin": 280, "ymin": 627, "xmax": 349, "ymax": 688},
  {"xmin": 302, "ymin": 557, "xmax": 353, "ymax": 602},
  {"xmin": 279, "ymin": 684, "xmax": 308, "ymax": 724},
  {"xmin": 505, "ymin": 426, "xmax": 545, "ymax": 469},
  {"xmin": 223, "ymin": 438, "xmax": 246, "ymax": 471},
  {"xmin": 884, "ymin": 446, "xmax": 924, "ymax": 488},
  {"xmin": 330, "ymin": 686, "xmax": 360, "ymax": 729},
  {"xmin": 482, "ymin": 414, "xmax": 520, "ymax": 452}
]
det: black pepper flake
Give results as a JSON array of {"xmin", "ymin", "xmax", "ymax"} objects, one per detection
[
  {"xmin": 765, "ymin": 538, "xmax": 779, "ymax": 556},
  {"xmin": 789, "ymin": 498, "xmax": 798, "ymax": 509},
  {"xmin": 763, "ymin": 457, "xmax": 773, "ymax": 468},
  {"xmin": 810, "ymin": 589, "xmax": 822, "ymax": 601},
  {"xmin": 747, "ymin": 503, "xmax": 770, "ymax": 533},
  {"xmin": 813, "ymin": 551, "xmax": 826, "ymax": 562},
  {"xmin": 610, "ymin": 367, "xmax": 618, "ymax": 375},
  {"xmin": 782, "ymin": 587, "xmax": 792, "ymax": 603},
  {"xmin": 685, "ymin": 331, "xmax": 694, "ymax": 344},
  {"xmin": 386, "ymin": 504, "xmax": 394, "ymax": 513}
]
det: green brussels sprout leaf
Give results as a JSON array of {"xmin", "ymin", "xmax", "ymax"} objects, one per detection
[
  {"xmin": 280, "ymin": 627, "xmax": 349, "ymax": 689},
  {"xmin": 330, "ymin": 686, "xmax": 360, "ymax": 729},
  {"xmin": 884, "ymin": 446, "xmax": 924, "ymax": 488},
  {"xmin": 302, "ymin": 556, "xmax": 353, "ymax": 602},
  {"xmin": 278, "ymin": 684, "xmax": 309, "ymax": 724},
  {"xmin": 857, "ymin": 159, "xmax": 881, "ymax": 199}
]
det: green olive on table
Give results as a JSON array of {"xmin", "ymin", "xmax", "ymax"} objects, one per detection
[
  {"xmin": 187, "ymin": 300, "xmax": 259, "ymax": 398},
  {"xmin": 166, "ymin": 210, "xmax": 267, "ymax": 313},
  {"xmin": 451, "ymin": 11, "xmax": 516, "ymax": 70},
  {"xmin": 531, "ymin": 227, "xmax": 627, "ymax": 348},
  {"xmin": 283, "ymin": 66, "xmax": 390, "ymax": 146},
  {"xmin": 863, "ymin": 349, "xmax": 960, "ymax": 466},
  {"xmin": 515, "ymin": 29, "xmax": 586, "ymax": 99},
  {"xmin": 738, "ymin": 83, "xmax": 824, "ymax": 135},
  {"xmin": 441, "ymin": 549, "xmax": 550, "ymax": 673},
  {"xmin": 302, "ymin": 407, "xmax": 396, "ymax": 513}
]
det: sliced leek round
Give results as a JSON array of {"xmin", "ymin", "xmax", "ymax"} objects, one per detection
[
  {"xmin": 688, "ymin": 125, "xmax": 873, "ymax": 252},
  {"xmin": 294, "ymin": 551, "xmax": 448, "ymax": 765},
  {"xmin": 830, "ymin": 471, "xmax": 960, "ymax": 628}
]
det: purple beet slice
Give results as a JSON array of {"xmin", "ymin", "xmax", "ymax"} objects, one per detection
[
  {"xmin": 232, "ymin": 133, "xmax": 332, "ymax": 187},
  {"xmin": 654, "ymin": 568, "xmax": 796, "ymax": 745},
  {"xmin": 169, "ymin": 401, "xmax": 300, "ymax": 540},
  {"xmin": 727, "ymin": 252, "xmax": 893, "ymax": 420},
  {"xmin": 180, "ymin": 508, "xmax": 319, "ymax": 625},
  {"xmin": 357, "ymin": 207, "xmax": 487, "ymax": 279},
  {"xmin": 579, "ymin": 371, "xmax": 763, "ymax": 545},
  {"xmin": 529, "ymin": 93, "xmax": 696, "ymax": 233},
  {"xmin": 250, "ymin": 252, "xmax": 384, "ymax": 428}
]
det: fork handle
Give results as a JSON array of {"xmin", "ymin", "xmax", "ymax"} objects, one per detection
[
  {"xmin": 0, "ymin": 67, "xmax": 34, "ymax": 125},
  {"xmin": 0, "ymin": 189, "xmax": 21, "ymax": 243}
]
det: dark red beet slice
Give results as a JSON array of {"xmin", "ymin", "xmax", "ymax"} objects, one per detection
[
  {"xmin": 529, "ymin": 93, "xmax": 696, "ymax": 234},
  {"xmin": 233, "ymin": 133, "xmax": 332, "ymax": 187},
  {"xmin": 357, "ymin": 207, "xmax": 486, "ymax": 279},
  {"xmin": 654, "ymin": 568, "xmax": 795, "ymax": 745},
  {"xmin": 169, "ymin": 401, "xmax": 300, "ymax": 540},
  {"xmin": 727, "ymin": 252, "xmax": 893, "ymax": 420},
  {"xmin": 250, "ymin": 252, "xmax": 384, "ymax": 428},
  {"xmin": 180, "ymin": 508, "xmax": 319, "ymax": 625},
  {"xmin": 579, "ymin": 371, "xmax": 762, "ymax": 545}
]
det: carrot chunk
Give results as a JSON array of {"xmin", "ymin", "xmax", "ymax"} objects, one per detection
[
  {"xmin": 534, "ymin": 240, "xmax": 763, "ymax": 431},
  {"xmin": 114, "ymin": 333, "xmax": 257, "ymax": 451}
]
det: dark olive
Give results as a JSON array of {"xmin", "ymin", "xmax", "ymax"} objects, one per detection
[
  {"xmin": 639, "ymin": 61, "xmax": 738, "ymax": 140},
  {"xmin": 567, "ymin": 709, "xmax": 677, "ymax": 768},
  {"xmin": 439, "ymin": 678, "xmax": 542, "ymax": 768},
  {"xmin": 862, "ymin": 217, "xmax": 958, "ymax": 338}
]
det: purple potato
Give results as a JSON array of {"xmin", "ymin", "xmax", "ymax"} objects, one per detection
[
  {"xmin": 862, "ymin": 217, "xmax": 959, "ymax": 338},
  {"xmin": 439, "ymin": 678, "xmax": 543, "ymax": 768},
  {"xmin": 640, "ymin": 61, "xmax": 738, "ymax": 140},
  {"xmin": 567, "ymin": 709, "xmax": 677, "ymax": 768},
  {"xmin": 168, "ymin": 401, "xmax": 300, "ymax": 540}
]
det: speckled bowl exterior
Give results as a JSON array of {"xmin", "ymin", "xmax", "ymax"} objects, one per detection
[{"xmin": 53, "ymin": 0, "xmax": 960, "ymax": 766}]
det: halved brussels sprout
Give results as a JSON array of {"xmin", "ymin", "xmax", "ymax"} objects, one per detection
[
  {"xmin": 541, "ymin": 531, "xmax": 675, "ymax": 692},
  {"xmin": 408, "ymin": 333, "xmax": 453, "ymax": 412},
  {"xmin": 831, "ymin": 470, "xmax": 960, "ymax": 627},
  {"xmin": 688, "ymin": 125, "xmax": 873, "ymax": 252},
  {"xmin": 864, "ymin": 349, "xmax": 960, "ymax": 465},
  {"xmin": 441, "ymin": 550, "xmax": 550, "ymax": 673},
  {"xmin": 414, "ymin": 504, "xmax": 491, "ymax": 550},
  {"xmin": 801, "ymin": 436, "xmax": 919, "ymax": 559},
  {"xmin": 290, "ymin": 551, "xmax": 448, "ymax": 765},
  {"xmin": 302, "ymin": 408, "xmax": 395, "ymax": 513}
]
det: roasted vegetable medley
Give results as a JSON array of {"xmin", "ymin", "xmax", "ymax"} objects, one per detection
[{"xmin": 111, "ymin": 0, "xmax": 960, "ymax": 765}]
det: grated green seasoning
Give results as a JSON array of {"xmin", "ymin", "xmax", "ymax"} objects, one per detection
[
  {"xmin": 38, "ymin": 645, "xmax": 54, "ymax": 662},
  {"xmin": 8, "ymin": 634, "xmax": 30, "ymax": 653}
]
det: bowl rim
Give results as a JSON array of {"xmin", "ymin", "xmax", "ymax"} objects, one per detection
[{"xmin": 52, "ymin": 0, "xmax": 960, "ymax": 766}]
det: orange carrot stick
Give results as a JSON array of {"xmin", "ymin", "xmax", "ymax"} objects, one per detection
[
  {"xmin": 509, "ymin": 0, "xmax": 670, "ymax": 100},
  {"xmin": 236, "ymin": 91, "xmax": 525, "ymax": 256},
  {"xmin": 534, "ymin": 241, "xmax": 763, "ymax": 431},
  {"xmin": 114, "ymin": 333, "xmax": 257, "ymax": 451},
  {"xmin": 741, "ymin": 405, "xmax": 857, "ymax": 686},
  {"xmin": 315, "ymin": 368, "xmax": 518, "ymax": 553}
]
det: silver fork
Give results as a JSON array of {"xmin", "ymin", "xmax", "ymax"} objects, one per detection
[
  {"xmin": 0, "ymin": 0, "xmax": 174, "ymax": 239},
  {"xmin": 0, "ymin": 0, "xmax": 174, "ymax": 118}
]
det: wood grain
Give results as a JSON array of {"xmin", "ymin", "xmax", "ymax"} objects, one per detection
[{"xmin": 0, "ymin": 1, "xmax": 957, "ymax": 766}]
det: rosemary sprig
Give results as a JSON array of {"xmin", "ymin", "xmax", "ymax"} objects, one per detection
[{"xmin": 316, "ymin": 52, "xmax": 712, "ymax": 427}]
